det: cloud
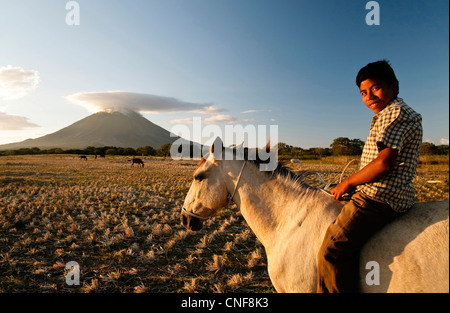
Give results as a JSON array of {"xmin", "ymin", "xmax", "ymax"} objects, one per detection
[
  {"xmin": 441, "ymin": 138, "xmax": 449, "ymax": 145},
  {"xmin": 0, "ymin": 65, "xmax": 40, "ymax": 100},
  {"xmin": 170, "ymin": 115, "xmax": 239, "ymax": 125},
  {"xmin": 241, "ymin": 109, "xmax": 273, "ymax": 114},
  {"xmin": 170, "ymin": 117, "xmax": 194, "ymax": 124},
  {"xmin": 171, "ymin": 115, "xmax": 254, "ymax": 125},
  {"xmin": 66, "ymin": 91, "xmax": 226, "ymax": 114},
  {"xmin": 0, "ymin": 112, "xmax": 39, "ymax": 130},
  {"xmin": 204, "ymin": 114, "xmax": 238, "ymax": 124}
]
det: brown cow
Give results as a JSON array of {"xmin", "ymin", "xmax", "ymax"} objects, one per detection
[{"xmin": 128, "ymin": 158, "xmax": 144, "ymax": 168}]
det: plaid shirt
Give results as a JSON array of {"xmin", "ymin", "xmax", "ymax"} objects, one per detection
[{"xmin": 357, "ymin": 98, "xmax": 422, "ymax": 212}]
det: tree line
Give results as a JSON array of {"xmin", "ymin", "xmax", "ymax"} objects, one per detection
[
  {"xmin": 0, "ymin": 138, "xmax": 448, "ymax": 158},
  {"xmin": 278, "ymin": 137, "xmax": 448, "ymax": 160},
  {"xmin": 0, "ymin": 144, "xmax": 172, "ymax": 157}
]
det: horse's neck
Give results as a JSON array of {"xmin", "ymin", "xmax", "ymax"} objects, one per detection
[{"xmin": 225, "ymin": 163, "xmax": 320, "ymax": 251}]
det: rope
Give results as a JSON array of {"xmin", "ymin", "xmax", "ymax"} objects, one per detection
[
  {"xmin": 315, "ymin": 158, "xmax": 360, "ymax": 198},
  {"xmin": 339, "ymin": 159, "xmax": 360, "ymax": 183}
]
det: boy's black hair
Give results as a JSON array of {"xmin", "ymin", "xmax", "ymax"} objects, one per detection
[{"xmin": 356, "ymin": 60, "xmax": 399, "ymax": 97}]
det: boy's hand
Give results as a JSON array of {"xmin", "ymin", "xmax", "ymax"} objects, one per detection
[
  {"xmin": 330, "ymin": 146, "xmax": 398, "ymax": 201},
  {"xmin": 330, "ymin": 180, "xmax": 352, "ymax": 201}
]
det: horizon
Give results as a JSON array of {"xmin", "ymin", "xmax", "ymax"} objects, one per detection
[
  {"xmin": 1, "ymin": 109, "xmax": 449, "ymax": 152},
  {"xmin": 1, "ymin": 0, "xmax": 449, "ymax": 149}
]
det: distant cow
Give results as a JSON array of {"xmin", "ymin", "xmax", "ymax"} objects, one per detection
[
  {"xmin": 128, "ymin": 158, "xmax": 144, "ymax": 168},
  {"xmin": 290, "ymin": 158, "xmax": 301, "ymax": 166},
  {"xmin": 80, "ymin": 155, "xmax": 88, "ymax": 161}
]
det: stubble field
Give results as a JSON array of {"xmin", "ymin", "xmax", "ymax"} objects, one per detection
[{"xmin": 0, "ymin": 154, "xmax": 448, "ymax": 293}]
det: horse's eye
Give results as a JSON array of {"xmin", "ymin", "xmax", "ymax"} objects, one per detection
[{"xmin": 194, "ymin": 173, "xmax": 205, "ymax": 182}]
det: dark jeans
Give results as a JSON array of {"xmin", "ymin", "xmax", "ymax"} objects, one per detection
[{"xmin": 317, "ymin": 192, "xmax": 401, "ymax": 293}]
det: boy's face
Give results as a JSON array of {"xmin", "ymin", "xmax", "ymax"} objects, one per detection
[{"xmin": 359, "ymin": 78, "xmax": 397, "ymax": 114}]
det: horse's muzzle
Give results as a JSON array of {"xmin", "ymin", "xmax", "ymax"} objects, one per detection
[{"xmin": 181, "ymin": 211, "xmax": 203, "ymax": 231}]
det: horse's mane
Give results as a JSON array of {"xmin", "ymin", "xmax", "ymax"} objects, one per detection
[
  {"xmin": 200, "ymin": 147, "xmax": 330, "ymax": 195},
  {"xmin": 215, "ymin": 146, "xmax": 328, "ymax": 192},
  {"xmin": 249, "ymin": 157, "xmax": 326, "ymax": 196}
]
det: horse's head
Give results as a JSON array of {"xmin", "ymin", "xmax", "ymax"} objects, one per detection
[
  {"xmin": 181, "ymin": 137, "xmax": 277, "ymax": 231},
  {"xmin": 181, "ymin": 138, "xmax": 230, "ymax": 231}
]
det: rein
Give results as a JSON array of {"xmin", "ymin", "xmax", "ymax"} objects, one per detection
[{"xmin": 182, "ymin": 160, "xmax": 247, "ymax": 221}]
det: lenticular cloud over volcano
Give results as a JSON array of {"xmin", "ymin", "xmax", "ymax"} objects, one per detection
[{"xmin": 66, "ymin": 91, "xmax": 225, "ymax": 115}]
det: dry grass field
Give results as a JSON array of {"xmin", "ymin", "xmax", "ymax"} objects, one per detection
[{"xmin": 0, "ymin": 154, "xmax": 448, "ymax": 293}]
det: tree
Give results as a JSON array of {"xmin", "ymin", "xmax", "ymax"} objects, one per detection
[
  {"xmin": 84, "ymin": 146, "xmax": 96, "ymax": 155},
  {"xmin": 137, "ymin": 146, "xmax": 156, "ymax": 156},
  {"xmin": 420, "ymin": 142, "xmax": 449, "ymax": 155},
  {"xmin": 330, "ymin": 137, "xmax": 364, "ymax": 156},
  {"xmin": 309, "ymin": 147, "xmax": 332, "ymax": 158},
  {"xmin": 278, "ymin": 142, "xmax": 293, "ymax": 155},
  {"xmin": 121, "ymin": 147, "xmax": 136, "ymax": 156},
  {"xmin": 156, "ymin": 144, "xmax": 172, "ymax": 157},
  {"xmin": 437, "ymin": 145, "xmax": 449, "ymax": 155},
  {"xmin": 93, "ymin": 147, "xmax": 106, "ymax": 157},
  {"xmin": 105, "ymin": 148, "xmax": 117, "ymax": 156},
  {"xmin": 420, "ymin": 142, "xmax": 439, "ymax": 155}
]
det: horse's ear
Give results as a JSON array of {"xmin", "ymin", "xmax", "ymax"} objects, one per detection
[
  {"xmin": 265, "ymin": 140, "xmax": 271, "ymax": 153},
  {"xmin": 210, "ymin": 137, "xmax": 224, "ymax": 160},
  {"xmin": 258, "ymin": 139, "xmax": 278, "ymax": 171},
  {"xmin": 235, "ymin": 141, "xmax": 245, "ymax": 151},
  {"xmin": 210, "ymin": 137, "xmax": 223, "ymax": 154},
  {"xmin": 234, "ymin": 141, "xmax": 245, "ymax": 160}
]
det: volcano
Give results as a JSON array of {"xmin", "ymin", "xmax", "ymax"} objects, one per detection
[{"xmin": 0, "ymin": 111, "xmax": 179, "ymax": 150}]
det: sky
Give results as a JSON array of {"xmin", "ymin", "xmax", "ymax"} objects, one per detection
[{"xmin": 0, "ymin": 0, "xmax": 448, "ymax": 149}]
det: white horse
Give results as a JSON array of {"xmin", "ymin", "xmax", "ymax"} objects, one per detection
[{"xmin": 181, "ymin": 139, "xmax": 449, "ymax": 293}]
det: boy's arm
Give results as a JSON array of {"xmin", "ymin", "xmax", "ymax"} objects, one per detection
[{"xmin": 330, "ymin": 145, "xmax": 398, "ymax": 201}]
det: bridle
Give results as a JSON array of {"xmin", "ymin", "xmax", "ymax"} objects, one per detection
[
  {"xmin": 226, "ymin": 160, "xmax": 247, "ymax": 204},
  {"xmin": 182, "ymin": 160, "xmax": 247, "ymax": 221},
  {"xmin": 181, "ymin": 207, "xmax": 210, "ymax": 221}
]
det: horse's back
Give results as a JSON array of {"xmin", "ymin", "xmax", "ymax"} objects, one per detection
[{"xmin": 360, "ymin": 200, "xmax": 449, "ymax": 293}]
